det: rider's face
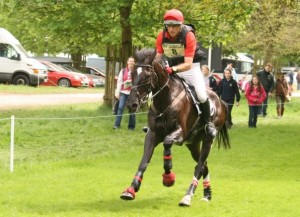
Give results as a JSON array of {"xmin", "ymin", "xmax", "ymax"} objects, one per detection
[{"xmin": 166, "ymin": 24, "xmax": 181, "ymax": 38}]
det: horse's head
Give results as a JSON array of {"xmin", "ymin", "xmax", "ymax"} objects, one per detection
[{"xmin": 127, "ymin": 48, "xmax": 157, "ymax": 113}]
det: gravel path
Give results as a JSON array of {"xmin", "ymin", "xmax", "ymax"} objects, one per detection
[
  {"xmin": 1, "ymin": 91, "xmax": 298, "ymax": 110},
  {"xmin": 0, "ymin": 93, "xmax": 104, "ymax": 110}
]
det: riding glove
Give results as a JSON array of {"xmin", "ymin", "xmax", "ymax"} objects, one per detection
[{"xmin": 165, "ymin": 66, "xmax": 173, "ymax": 74}]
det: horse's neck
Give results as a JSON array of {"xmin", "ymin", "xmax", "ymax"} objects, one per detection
[
  {"xmin": 152, "ymin": 77, "xmax": 184, "ymax": 112},
  {"xmin": 152, "ymin": 76, "xmax": 171, "ymax": 111}
]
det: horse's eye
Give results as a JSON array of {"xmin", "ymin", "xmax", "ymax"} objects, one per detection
[{"xmin": 137, "ymin": 67, "xmax": 142, "ymax": 75}]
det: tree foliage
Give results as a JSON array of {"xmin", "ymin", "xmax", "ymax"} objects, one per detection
[
  {"xmin": 1, "ymin": 0, "xmax": 299, "ymax": 101},
  {"xmin": 224, "ymin": 0, "xmax": 300, "ymax": 66}
]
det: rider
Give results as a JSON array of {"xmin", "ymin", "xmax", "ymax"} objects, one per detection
[{"xmin": 155, "ymin": 9, "xmax": 217, "ymax": 137}]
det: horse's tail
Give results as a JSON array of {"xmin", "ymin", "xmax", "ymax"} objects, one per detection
[{"xmin": 216, "ymin": 100, "xmax": 231, "ymax": 149}]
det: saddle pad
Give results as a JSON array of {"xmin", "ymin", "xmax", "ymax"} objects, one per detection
[{"xmin": 181, "ymin": 79, "xmax": 215, "ymax": 117}]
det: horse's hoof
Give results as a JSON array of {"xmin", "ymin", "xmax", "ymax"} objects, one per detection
[
  {"xmin": 178, "ymin": 195, "xmax": 191, "ymax": 207},
  {"xmin": 202, "ymin": 186, "xmax": 212, "ymax": 201},
  {"xmin": 201, "ymin": 197, "xmax": 210, "ymax": 202},
  {"xmin": 162, "ymin": 172, "xmax": 176, "ymax": 187},
  {"xmin": 120, "ymin": 187, "xmax": 135, "ymax": 200}
]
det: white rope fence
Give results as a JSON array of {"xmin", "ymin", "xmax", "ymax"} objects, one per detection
[
  {"xmin": 1, "ymin": 98, "xmax": 299, "ymax": 173},
  {"xmin": 0, "ymin": 111, "xmax": 148, "ymax": 173}
]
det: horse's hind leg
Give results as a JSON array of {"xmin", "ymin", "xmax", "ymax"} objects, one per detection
[
  {"xmin": 179, "ymin": 136, "xmax": 213, "ymax": 206},
  {"xmin": 202, "ymin": 162, "xmax": 212, "ymax": 201}
]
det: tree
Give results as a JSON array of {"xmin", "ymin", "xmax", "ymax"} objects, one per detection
[
  {"xmin": 223, "ymin": 0, "xmax": 300, "ymax": 71},
  {"xmin": 0, "ymin": 0, "xmax": 261, "ymax": 104}
]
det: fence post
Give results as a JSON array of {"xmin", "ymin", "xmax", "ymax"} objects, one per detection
[{"xmin": 10, "ymin": 115, "xmax": 14, "ymax": 173}]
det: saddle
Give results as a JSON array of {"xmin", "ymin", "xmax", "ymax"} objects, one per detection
[{"xmin": 180, "ymin": 78, "xmax": 215, "ymax": 117}]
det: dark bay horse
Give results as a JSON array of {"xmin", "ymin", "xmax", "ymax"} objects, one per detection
[{"xmin": 120, "ymin": 48, "xmax": 230, "ymax": 206}]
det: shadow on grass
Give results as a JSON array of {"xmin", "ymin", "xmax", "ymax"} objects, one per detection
[{"xmin": 22, "ymin": 195, "xmax": 178, "ymax": 215}]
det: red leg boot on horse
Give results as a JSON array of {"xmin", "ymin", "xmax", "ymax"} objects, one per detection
[{"xmin": 162, "ymin": 144, "xmax": 176, "ymax": 187}]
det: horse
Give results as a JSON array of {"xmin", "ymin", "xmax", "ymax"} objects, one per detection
[{"xmin": 120, "ymin": 48, "xmax": 230, "ymax": 206}]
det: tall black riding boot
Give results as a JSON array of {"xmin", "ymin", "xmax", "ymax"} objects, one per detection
[{"xmin": 200, "ymin": 99, "xmax": 217, "ymax": 138}]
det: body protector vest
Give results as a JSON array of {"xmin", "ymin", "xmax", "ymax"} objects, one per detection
[{"xmin": 162, "ymin": 25, "xmax": 205, "ymax": 66}]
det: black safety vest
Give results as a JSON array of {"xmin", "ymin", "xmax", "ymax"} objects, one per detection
[{"xmin": 162, "ymin": 25, "xmax": 205, "ymax": 66}]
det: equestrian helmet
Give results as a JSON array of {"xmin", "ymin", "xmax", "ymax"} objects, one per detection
[{"xmin": 163, "ymin": 9, "xmax": 184, "ymax": 25}]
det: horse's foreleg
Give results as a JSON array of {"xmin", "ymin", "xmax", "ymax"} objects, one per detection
[
  {"xmin": 120, "ymin": 133, "xmax": 158, "ymax": 200},
  {"xmin": 162, "ymin": 127, "xmax": 183, "ymax": 187},
  {"xmin": 162, "ymin": 143, "xmax": 175, "ymax": 187},
  {"xmin": 179, "ymin": 136, "xmax": 213, "ymax": 206}
]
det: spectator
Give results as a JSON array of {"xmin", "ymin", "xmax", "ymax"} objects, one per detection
[
  {"xmin": 297, "ymin": 70, "xmax": 300, "ymax": 90},
  {"xmin": 245, "ymin": 76, "xmax": 266, "ymax": 128},
  {"xmin": 257, "ymin": 63, "xmax": 274, "ymax": 117},
  {"xmin": 287, "ymin": 70, "xmax": 294, "ymax": 96},
  {"xmin": 113, "ymin": 56, "xmax": 136, "ymax": 130},
  {"xmin": 225, "ymin": 62, "xmax": 238, "ymax": 81},
  {"xmin": 217, "ymin": 68, "xmax": 240, "ymax": 128},
  {"xmin": 238, "ymin": 75, "xmax": 250, "ymax": 93},
  {"xmin": 275, "ymin": 72, "xmax": 289, "ymax": 119},
  {"xmin": 201, "ymin": 64, "xmax": 218, "ymax": 93}
]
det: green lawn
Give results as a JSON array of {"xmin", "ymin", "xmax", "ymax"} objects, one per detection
[{"xmin": 0, "ymin": 90, "xmax": 299, "ymax": 217}]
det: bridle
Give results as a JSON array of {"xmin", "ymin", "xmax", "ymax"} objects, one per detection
[{"xmin": 132, "ymin": 63, "xmax": 170, "ymax": 104}]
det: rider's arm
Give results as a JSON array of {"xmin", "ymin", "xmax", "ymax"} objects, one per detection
[
  {"xmin": 172, "ymin": 32, "xmax": 195, "ymax": 72},
  {"xmin": 173, "ymin": 57, "xmax": 193, "ymax": 72}
]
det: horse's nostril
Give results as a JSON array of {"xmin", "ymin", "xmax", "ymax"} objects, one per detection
[{"xmin": 132, "ymin": 103, "xmax": 138, "ymax": 110}]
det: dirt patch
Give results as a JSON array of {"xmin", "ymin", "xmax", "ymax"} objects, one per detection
[{"xmin": 0, "ymin": 93, "xmax": 104, "ymax": 110}]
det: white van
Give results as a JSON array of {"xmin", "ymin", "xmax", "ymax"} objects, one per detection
[{"xmin": 0, "ymin": 28, "xmax": 47, "ymax": 86}]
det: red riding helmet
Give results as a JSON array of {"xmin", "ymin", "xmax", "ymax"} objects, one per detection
[{"xmin": 163, "ymin": 9, "xmax": 184, "ymax": 25}]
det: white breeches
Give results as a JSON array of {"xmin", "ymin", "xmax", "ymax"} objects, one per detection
[{"xmin": 176, "ymin": 63, "xmax": 208, "ymax": 103}]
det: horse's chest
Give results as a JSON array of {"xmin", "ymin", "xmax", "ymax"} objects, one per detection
[{"xmin": 150, "ymin": 113, "xmax": 178, "ymax": 133}]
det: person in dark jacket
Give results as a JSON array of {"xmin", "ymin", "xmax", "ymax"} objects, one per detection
[
  {"xmin": 217, "ymin": 68, "xmax": 241, "ymax": 128},
  {"xmin": 257, "ymin": 63, "xmax": 274, "ymax": 117}
]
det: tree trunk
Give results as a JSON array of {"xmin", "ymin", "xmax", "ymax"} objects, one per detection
[
  {"xmin": 119, "ymin": 1, "xmax": 134, "ymax": 63},
  {"xmin": 103, "ymin": 1, "xmax": 134, "ymax": 107},
  {"xmin": 104, "ymin": 45, "xmax": 118, "ymax": 106},
  {"xmin": 71, "ymin": 52, "xmax": 83, "ymax": 69}
]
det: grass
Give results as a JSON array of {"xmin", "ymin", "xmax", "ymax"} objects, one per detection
[{"xmin": 0, "ymin": 89, "xmax": 299, "ymax": 217}]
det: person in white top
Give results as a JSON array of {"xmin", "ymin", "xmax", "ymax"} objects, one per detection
[
  {"xmin": 113, "ymin": 56, "xmax": 136, "ymax": 130},
  {"xmin": 225, "ymin": 62, "xmax": 238, "ymax": 81}
]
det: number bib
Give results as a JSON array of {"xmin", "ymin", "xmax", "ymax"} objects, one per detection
[{"xmin": 162, "ymin": 43, "xmax": 185, "ymax": 58}]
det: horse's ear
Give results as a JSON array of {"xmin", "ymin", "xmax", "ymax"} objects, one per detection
[{"xmin": 151, "ymin": 49, "xmax": 156, "ymax": 62}]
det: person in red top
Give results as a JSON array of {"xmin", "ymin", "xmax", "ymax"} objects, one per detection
[
  {"xmin": 245, "ymin": 75, "xmax": 266, "ymax": 128},
  {"xmin": 155, "ymin": 9, "xmax": 217, "ymax": 138}
]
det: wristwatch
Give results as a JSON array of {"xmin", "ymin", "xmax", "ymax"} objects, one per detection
[{"xmin": 172, "ymin": 66, "xmax": 178, "ymax": 72}]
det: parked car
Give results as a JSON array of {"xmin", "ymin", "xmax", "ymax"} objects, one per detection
[
  {"xmin": 38, "ymin": 60, "xmax": 89, "ymax": 87},
  {"xmin": 63, "ymin": 65, "xmax": 104, "ymax": 87},
  {"xmin": 81, "ymin": 66, "xmax": 118, "ymax": 85}
]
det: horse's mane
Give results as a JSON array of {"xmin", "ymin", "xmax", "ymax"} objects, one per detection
[{"xmin": 134, "ymin": 48, "xmax": 156, "ymax": 65}]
